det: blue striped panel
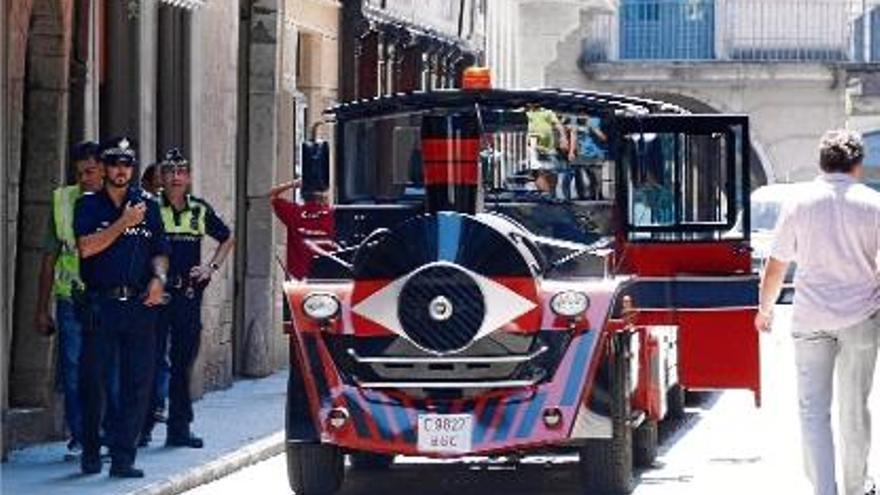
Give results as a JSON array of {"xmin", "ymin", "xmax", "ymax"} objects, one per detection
[
  {"xmin": 620, "ymin": 278, "xmax": 758, "ymax": 312},
  {"xmin": 437, "ymin": 213, "xmax": 462, "ymax": 261},
  {"xmin": 303, "ymin": 337, "xmax": 331, "ymax": 408},
  {"xmin": 491, "ymin": 401, "xmax": 523, "ymax": 442},
  {"xmin": 473, "ymin": 399, "xmax": 499, "ymax": 444},
  {"xmin": 343, "ymin": 391, "xmax": 372, "ymax": 439},
  {"xmin": 365, "ymin": 397, "xmax": 395, "ymax": 441},
  {"xmin": 561, "ymin": 333, "xmax": 596, "ymax": 407},
  {"xmin": 390, "ymin": 404, "xmax": 417, "ymax": 443},
  {"xmin": 514, "ymin": 391, "xmax": 548, "ymax": 439}
]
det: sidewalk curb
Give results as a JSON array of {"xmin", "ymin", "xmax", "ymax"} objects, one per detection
[{"xmin": 128, "ymin": 431, "xmax": 285, "ymax": 495}]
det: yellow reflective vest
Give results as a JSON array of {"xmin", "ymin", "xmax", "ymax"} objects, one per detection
[
  {"xmin": 52, "ymin": 185, "xmax": 83, "ymax": 298},
  {"xmin": 159, "ymin": 195, "xmax": 207, "ymax": 237}
]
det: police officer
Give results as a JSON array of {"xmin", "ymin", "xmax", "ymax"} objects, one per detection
[
  {"xmin": 34, "ymin": 141, "xmax": 103, "ymax": 458},
  {"xmin": 75, "ymin": 137, "xmax": 170, "ymax": 477},
  {"xmin": 149, "ymin": 148, "xmax": 233, "ymax": 448}
]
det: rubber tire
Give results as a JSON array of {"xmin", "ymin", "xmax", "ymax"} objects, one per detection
[
  {"xmin": 579, "ymin": 334, "xmax": 635, "ymax": 495},
  {"xmin": 286, "ymin": 443, "xmax": 344, "ymax": 495},
  {"xmin": 633, "ymin": 419, "xmax": 658, "ymax": 467},
  {"xmin": 666, "ymin": 384, "xmax": 686, "ymax": 420},
  {"xmin": 580, "ymin": 425, "xmax": 634, "ymax": 494},
  {"xmin": 349, "ymin": 452, "xmax": 395, "ymax": 470}
]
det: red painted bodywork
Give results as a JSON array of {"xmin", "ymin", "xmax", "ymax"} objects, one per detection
[
  {"xmin": 619, "ymin": 240, "xmax": 761, "ymax": 405},
  {"xmin": 284, "ymin": 279, "xmax": 621, "ymax": 456},
  {"xmin": 631, "ymin": 328, "xmax": 662, "ymax": 421}
]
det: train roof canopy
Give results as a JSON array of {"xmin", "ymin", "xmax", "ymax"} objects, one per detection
[{"xmin": 325, "ymin": 88, "xmax": 688, "ymax": 121}]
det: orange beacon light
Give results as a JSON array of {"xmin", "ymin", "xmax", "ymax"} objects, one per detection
[{"xmin": 462, "ymin": 67, "xmax": 492, "ymax": 90}]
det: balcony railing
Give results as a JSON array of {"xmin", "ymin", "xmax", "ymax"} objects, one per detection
[{"xmin": 581, "ymin": 0, "xmax": 879, "ymax": 63}]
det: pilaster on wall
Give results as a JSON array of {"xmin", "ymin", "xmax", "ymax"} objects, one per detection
[
  {"xmin": 8, "ymin": 0, "xmax": 74, "ymax": 410},
  {"xmin": 238, "ymin": 0, "xmax": 287, "ymax": 377},
  {"xmin": 846, "ymin": 70, "xmax": 880, "ymax": 134},
  {"xmin": 517, "ymin": 1, "xmax": 615, "ymax": 88},
  {"xmin": 3, "ymin": 0, "xmax": 75, "ymax": 451},
  {"xmin": 188, "ymin": 0, "xmax": 239, "ymax": 394},
  {"xmin": 139, "ymin": 0, "xmax": 158, "ymax": 167},
  {"xmin": 1, "ymin": 0, "xmax": 10, "ymax": 459}
]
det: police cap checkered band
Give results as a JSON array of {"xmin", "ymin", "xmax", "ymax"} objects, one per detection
[
  {"xmin": 99, "ymin": 137, "xmax": 137, "ymax": 163},
  {"xmin": 161, "ymin": 148, "xmax": 190, "ymax": 170}
]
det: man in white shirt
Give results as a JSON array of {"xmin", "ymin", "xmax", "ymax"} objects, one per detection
[{"xmin": 757, "ymin": 129, "xmax": 880, "ymax": 495}]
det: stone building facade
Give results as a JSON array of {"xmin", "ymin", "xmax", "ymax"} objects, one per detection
[
  {"xmin": 513, "ymin": 0, "xmax": 880, "ymax": 184},
  {"xmin": 235, "ymin": 0, "xmax": 341, "ymax": 380},
  {"xmin": 3, "ymin": 0, "xmax": 79, "ymax": 453},
  {"xmin": 2, "ymin": 0, "xmax": 494, "ymax": 455},
  {"xmin": 0, "ymin": 0, "xmax": 342, "ymax": 455}
]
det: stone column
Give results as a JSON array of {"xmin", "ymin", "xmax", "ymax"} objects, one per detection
[
  {"xmin": 237, "ymin": 0, "xmax": 285, "ymax": 377},
  {"xmin": 139, "ymin": 0, "xmax": 157, "ymax": 166},
  {"xmin": 83, "ymin": 0, "xmax": 99, "ymax": 139},
  {"xmin": 188, "ymin": 0, "xmax": 239, "ymax": 394},
  {"xmin": 103, "ymin": 0, "xmax": 140, "ymax": 136},
  {"xmin": 1, "ymin": 0, "xmax": 10, "ymax": 459}
]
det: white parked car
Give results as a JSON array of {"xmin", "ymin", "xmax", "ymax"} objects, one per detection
[{"xmin": 747, "ymin": 183, "xmax": 801, "ymax": 303}]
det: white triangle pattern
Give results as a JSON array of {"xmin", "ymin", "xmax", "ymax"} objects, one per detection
[{"xmin": 351, "ymin": 262, "xmax": 537, "ymax": 352}]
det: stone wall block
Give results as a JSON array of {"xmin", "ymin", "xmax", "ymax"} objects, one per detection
[
  {"xmin": 245, "ymin": 200, "xmax": 275, "ymax": 278},
  {"xmin": 240, "ymin": 275, "xmax": 275, "ymax": 377},
  {"xmin": 245, "ymin": 95, "xmax": 279, "ymax": 197},
  {"xmin": 249, "ymin": 43, "xmax": 279, "ymax": 94},
  {"xmin": 24, "ymin": 55, "xmax": 69, "ymax": 89}
]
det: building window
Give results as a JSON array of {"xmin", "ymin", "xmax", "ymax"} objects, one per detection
[{"xmin": 619, "ymin": 0, "xmax": 715, "ymax": 60}]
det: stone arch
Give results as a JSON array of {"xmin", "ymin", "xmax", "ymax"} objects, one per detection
[
  {"xmin": 637, "ymin": 91, "xmax": 773, "ymax": 189},
  {"xmin": 7, "ymin": 0, "xmax": 72, "ymax": 430}
]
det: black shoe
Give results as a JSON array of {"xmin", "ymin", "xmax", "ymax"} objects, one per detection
[
  {"xmin": 166, "ymin": 433, "xmax": 204, "ymax": 449},
  {"xmin": 137, "ymin": 432, "xmax": 151, "ymax": 448},
  {"xmin": 80, "ymin": 456, "xmax": 102, "ymax": 475},
  {"xmin": 65, "ymin": 439, "xmax": 83, "ymax": 461},
  {"xmin": 109, "ymin": 465, "xmax": 144, "ymax": 478},
  {"xmin": 153, "ymin": 407, "xmax": 167, "ymax": 423}
]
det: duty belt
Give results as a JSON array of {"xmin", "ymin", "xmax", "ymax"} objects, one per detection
[
  {"xmin": 101, "ymin": 286, "xmax": 143, "ymax": 301},
  {"xmin": 168, "ymin": 276, "xmax": 201, "ymax": 299}
]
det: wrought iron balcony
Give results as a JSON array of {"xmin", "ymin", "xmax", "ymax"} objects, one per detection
[{"xmin": 580, "ymin": 0, "xmax": 879, "ymax": 63}]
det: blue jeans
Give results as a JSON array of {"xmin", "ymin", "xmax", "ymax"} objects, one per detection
[
  {"xmin": 56, "ymin": 298, "xmax": 83, "ymax": 444},
  {"xmin": 140, "ymin": 316, "xmax": 170, "ymax": 438}
]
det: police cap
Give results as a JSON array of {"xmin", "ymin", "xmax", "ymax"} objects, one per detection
[
  {"xmin": 160, "ymin": 148, "xmax": 190, "ymax": 172},
  {"xmin": 70, "ymin": 141, "xmax": 100, "ymax": 162},
  {"xmin": 98, "ymin": 136, "xmax": 138, "ymax": 165}
]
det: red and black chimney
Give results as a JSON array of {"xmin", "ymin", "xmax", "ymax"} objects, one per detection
[{"xmin": 421, "ymin": 112, "xmax": 481, "ymax": 214}]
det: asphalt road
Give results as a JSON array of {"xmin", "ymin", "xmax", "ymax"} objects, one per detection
[{"xmin": 185, "ymin": 306, "xmax": 880, "ymax": 495}]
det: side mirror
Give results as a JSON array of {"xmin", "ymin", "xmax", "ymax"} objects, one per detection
[{"xmin": 301, "ymin": 140, "xmax": 329, "ymax": 194}]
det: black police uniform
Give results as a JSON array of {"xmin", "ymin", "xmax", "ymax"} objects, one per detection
[
  {"xmin": 75, "ymin": 179, "xmax": 169, "ymax": 474},
  {"xmin": 157, "ymin": 192, "xmax": 230, "ymax": 445}
]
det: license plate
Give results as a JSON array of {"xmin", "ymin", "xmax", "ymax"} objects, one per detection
[{"xmin": 417, "ymin": 413, "xmax": 473, "ymax": 454}]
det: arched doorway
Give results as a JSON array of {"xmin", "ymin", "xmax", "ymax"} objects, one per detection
[
  {"xmin": 640, "ymin": 92, "xmax": 771, "ymax": 190},
  {"xmin": 6, "ymin": 0, "xmax": 72, "ymax": 445}
]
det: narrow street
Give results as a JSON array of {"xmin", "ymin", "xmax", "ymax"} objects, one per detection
[{"xmin": 185, "ymin": 306, "xmax": 880, "ymax": 495}]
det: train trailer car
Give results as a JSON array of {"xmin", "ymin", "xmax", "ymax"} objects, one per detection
[{"xmin": 281, "ymin": 72, "xmax": 760, "ymax": 495}]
